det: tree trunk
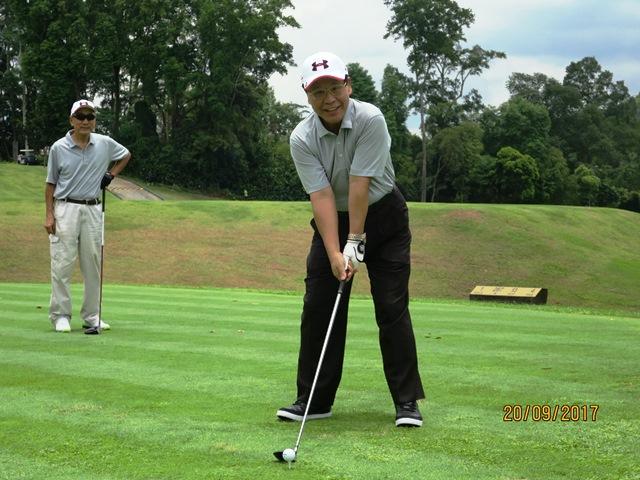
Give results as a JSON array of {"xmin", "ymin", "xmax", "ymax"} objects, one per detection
[
  {"xmin": 112, "ymin": 65, "xmax": 121, "ymax": 137},
  {"xmin": 420, "ymin": 110, "xmax": 427, "ymax": 202},
  {"xmin": 431, "ymin": 159, "xmax": 440, "ymax": 202}
]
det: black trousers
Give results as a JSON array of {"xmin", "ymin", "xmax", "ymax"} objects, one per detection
[{"xmin": 296, "ymin": 187, "xmax": 425, "ymax": 407}]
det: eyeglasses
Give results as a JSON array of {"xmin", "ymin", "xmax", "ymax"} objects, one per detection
[
  {"xmin": 73, "ymin": 113, "xmax": 96, "ymax": 121},
  {"xmin": 308, "ymin": 82, "xmax": 348, "ymax": 101}
]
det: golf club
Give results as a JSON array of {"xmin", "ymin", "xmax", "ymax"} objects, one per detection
[
  {"xmin": 84, "ymin": 188, "xmax": 106, "ymax": 335},
  {"xmin": 274, "ymin": 279, "xmax": 347, "ymax": 464}
]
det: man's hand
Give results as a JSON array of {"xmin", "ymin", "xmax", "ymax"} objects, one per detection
[
  {"xmin": 101, "ymin": 172, "xmax": 114, "ymax": 189},
  {"xmin": 44, "ymin": 213, "xmax": 56, "ymax": 235},
  {"xmin": 329, "ymin": 251, "xmax": 352, "ymax": 282},
  {"xmin": 342, "ymin": 234, "xmax": 366, "ymax": 273}
]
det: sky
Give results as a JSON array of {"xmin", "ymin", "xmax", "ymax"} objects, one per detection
[{"xmin": 268, "ymin": 0, "xmax": 640, "ymax": 128}]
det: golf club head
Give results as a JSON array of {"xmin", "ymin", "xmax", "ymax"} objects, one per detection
[
  {"xmin": 273, "ymin": 451, "xmax": 296, "ymax": 463},
  {"xmin": 84, "ymin": 326, "xmax": 101, "ymax": 335}
]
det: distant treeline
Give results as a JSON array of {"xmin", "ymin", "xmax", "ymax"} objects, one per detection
[{"xmin": 1, "ymin": 0, "xmax": 639, "ymax": 211}]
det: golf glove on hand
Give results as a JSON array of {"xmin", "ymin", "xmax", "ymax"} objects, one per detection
[
  {"xmin": 101, "ymin": 172, "xmax": 114, "ymax": 189},
  {"xmin": 342, "ymin": 235, "xmax": 366, "ymax": 270}
]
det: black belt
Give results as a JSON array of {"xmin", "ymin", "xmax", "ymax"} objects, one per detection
[{"xmin": 58, "ymin": 198, "xmax": 101, "ymax": 205}]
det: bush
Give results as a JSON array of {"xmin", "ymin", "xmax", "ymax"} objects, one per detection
[{"xmin": 619, "ymin": 190, "xmax": 640, "ymax": 213}]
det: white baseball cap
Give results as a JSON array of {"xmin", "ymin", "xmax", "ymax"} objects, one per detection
[
  {"xmin": 70, "ymin": 99, "xmax": 96, "ymax": 116},
  {"xmin": 301, "ymin": 52, "xmax": 348, "ymax": 91}
]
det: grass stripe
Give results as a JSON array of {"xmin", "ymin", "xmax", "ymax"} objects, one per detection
[{"xmin": 1, "ymin": 282, "xmax": 638, "ymax": 479}]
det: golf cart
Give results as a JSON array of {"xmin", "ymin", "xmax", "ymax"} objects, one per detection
[{"xmin": 17, "ymin": 149, "xmax": 38, "ymax": 165}]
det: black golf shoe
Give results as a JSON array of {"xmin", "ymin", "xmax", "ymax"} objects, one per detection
[
  {"xmin": 276, "ymin": 400, "xmax": 332, "ymax": 422},
  {"xmin": 395, "ymin": 401, "xmax": 423, "ymax": 427}
]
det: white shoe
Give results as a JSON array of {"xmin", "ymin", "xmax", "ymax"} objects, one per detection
[
  {"xmin": 82, "ymin": 319, "xmax": 111, "ymax": 330},
  {"xmin": 53, "ymin": 316, "xmax": 71, "ymax": 333}
]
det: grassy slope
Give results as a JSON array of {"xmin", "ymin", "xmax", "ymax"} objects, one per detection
[
  {"xmin": 1, "ymin": 162, "xmax": 639, "ymax": 314},
  {"xmin": 1, "ymin": 283, "xmax": 638, "ymax": 480}
]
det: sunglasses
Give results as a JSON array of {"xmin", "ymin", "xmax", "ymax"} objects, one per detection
[{"xmin": 73, "ymin": 112, "xmax": 96, "ymax": 121}]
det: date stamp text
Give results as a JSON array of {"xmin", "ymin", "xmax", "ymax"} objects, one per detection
[{"xmin": 503, "ymin": 404, "xmax": 599, "ymax": 422}]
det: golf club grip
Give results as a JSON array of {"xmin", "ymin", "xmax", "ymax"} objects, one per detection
[{"xmin": 101, "ymin": 189, "xmax": 106, "ymax": 245}]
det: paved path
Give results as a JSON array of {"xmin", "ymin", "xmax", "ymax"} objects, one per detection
[{"xmin": 108, "ymin": 177, "xmax": 163, "ymax": 200}]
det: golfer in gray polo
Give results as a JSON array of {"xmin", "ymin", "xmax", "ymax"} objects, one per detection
[
  {"xmin": 276, "ymin": 52, "xmax": 425, "ymax": 427},
  {"xmin": 44, "ymin": 99, "xmax": 130, "ymax": 332}
]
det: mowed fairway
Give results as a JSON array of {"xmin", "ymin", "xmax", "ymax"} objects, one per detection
[
  {"xmin": 3, "ymin": 163, "xmax": 640, "ymax": 313},
  {"xmin": 1, "ymin": 282, "xmax": 638, "ymax": 479}
]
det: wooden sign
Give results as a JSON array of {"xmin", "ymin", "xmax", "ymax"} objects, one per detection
[{"xmin": 469, "ymin": 286, "xmax": 548, "ymax": 304}]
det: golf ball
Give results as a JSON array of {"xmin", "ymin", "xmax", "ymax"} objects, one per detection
[{"xmin": 282, "ymin": 448, "xmax": 296, "ymax": 462}]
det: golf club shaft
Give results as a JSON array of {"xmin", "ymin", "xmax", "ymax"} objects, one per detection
[
  {"xmin": 294, "ymin": 279, "xmax": 346, "ymax": 453},
  {"xmin": 98, "ymin": 188, "xmax": 105, "ymax": 330}
]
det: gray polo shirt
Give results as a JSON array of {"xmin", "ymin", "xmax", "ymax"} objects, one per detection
[
  {"xmin": 46, "ymin": 131, "xmax": 129, "ymax": 200},
  {"xmin": 290, "ymin": 99, "xmax": 395, "ymax": 211}
]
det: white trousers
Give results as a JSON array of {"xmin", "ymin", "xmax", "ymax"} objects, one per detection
[{"xmin": 49, "ymin": 200, "xmax": 102, "ymax": 323}]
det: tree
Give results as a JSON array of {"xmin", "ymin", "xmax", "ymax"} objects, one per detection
[
  {"xmin": 378, "ymin": 65, "xmax": 419, "ymax": 198},
  {"xmin": 564, "ymin": 57, "xmax": 616, "ymax": 108},
  {"xmin": 506, "ymin": 72, "xmax": 556, "ymax": 105},
  {"xmin": 429, "ymin": 121, "xmax": 483, "ymax": 201},
  {"xmin": 619, "ymin": 190, "xmax": 640, "ymax": 213},
  {"xmin": 0, "ymin": 3, "xmax": 22, "ymax": 159},
  {"xmin": 384, "ymin": 0, "xmax": 505, "ymax": 202},
  {"xmin": 264, "ymin": 99, "xmax": 307, "ymax": 142},
  {"xmin": 379, "ymin": 65, "xmax": 411, "ymax": 153},
  {"xmin": 83, "ymin": 0, "xmax": 137, "ymax": 137},
  {"xmin": 504, "ymin": 57, "xmax": 640, "ymax": 208},
  {"xmin": 178, "ymin": 0, "xmax": 298, "ymax": 192},
  {"xmin": 485, "ymin": 97, "xmax": 551, "ymax": 157},
  {"xmin": 541, "ymin": 79, "xmax": 582, "ymax": 157},
  {"xmin": 347, "ymin": 62, "xmax": 378, "ymax": 104},
  {"xmin": 108, "ymin": 0, "xmax": 299, "ymax": 193},
  {"xmin": 467, "ymin": 154, "xmax": 498, "ymax": 202},
  {"xmin": 124, "ymin": 0, "xmax": 197, "ymax": 142},
  {"xmin": 536, "ymin": 146, "xmax": 570, "ymax": 204},
  {"xmin": 8, "ymin": 0, "xmax": 94, "ymax": 147},
  {"xmin": 573, "ymin": 164, "xmax": 601, "ymax": 206},
  {"xmin": 493, "ymin": 147, "xmax": 539, "ymax": 203},
  {"xmin": 480, "ymin": 97, "xmax": 572, "ymax": 203}
]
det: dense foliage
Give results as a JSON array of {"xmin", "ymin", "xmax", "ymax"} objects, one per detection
[
  {"xmin": 1, "ymin": 0, "xmax": 307, "ymax": 199},
  {"xmin": 1, "ymin": 0, "xmax": 639, "ymax": 210},
  {"xmin": 383, "ymin": 0, "xmax": 639, "ymax": 210}
]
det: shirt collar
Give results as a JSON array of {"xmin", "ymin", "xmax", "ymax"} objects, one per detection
[
  {"xmin": 64, "ymin": 130, "xmax": 94, "ymax": 148},
  {"xmin": 342, "ymin": 100, "xmax": 354, "ymax": 129}
]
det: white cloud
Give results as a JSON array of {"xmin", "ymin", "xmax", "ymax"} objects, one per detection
[
  {"xmin": 269, "ymin": 0, "xmax": 640, "ymax": 110},
  {"xmin": 270, "ymin": 0, "xmax": 402, "ymax": 105},
  {"xmin": 458, "ymin": 0, "xmax": 579, "ymax": 35}
]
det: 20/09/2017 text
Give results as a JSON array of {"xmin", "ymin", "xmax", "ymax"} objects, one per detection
[{"xmin": 503, "ymin": 404, "xmax": 599, "ymax": 422}]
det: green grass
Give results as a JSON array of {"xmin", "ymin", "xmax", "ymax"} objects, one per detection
[
  {"xmin": 2, "ymin": 163, "xmax": 638, "ymax": 477},
  {"xmin": 1, "ymin": 162, "xmax": 639, "ymax": 314},
  {"xmin": 1, "ymin": 282, "xmax": 638, "ymax": 479}
]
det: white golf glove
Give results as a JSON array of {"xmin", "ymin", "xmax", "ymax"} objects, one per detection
[{"xmin": 342, "ymin": 233, "xmax": 366, "ymax": 270}]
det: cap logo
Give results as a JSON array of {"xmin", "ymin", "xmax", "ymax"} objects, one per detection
[{"xmin": 311, "ymin": 60, "xmax": 329, "ymax": 71}]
